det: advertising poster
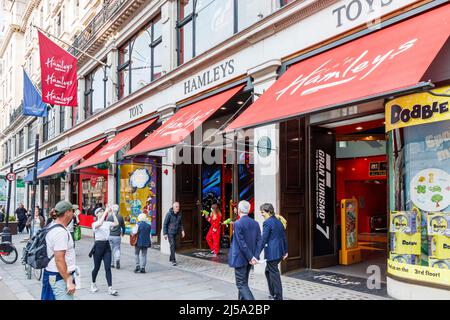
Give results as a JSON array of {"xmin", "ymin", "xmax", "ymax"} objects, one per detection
[
  {"xmin": 341, "ymin": 199, "xmax": 358, "ymax": 250},
  {"xmin": 15, "ymin": 179, "xmax": 25, "ymax": 209},
  {"xmin": 387, "ymin": 87, "xmax": 450, "ymax": 287},
  {"xmin": 0, "ymin": 176, "xmax": 7, "ymax": 206},
  {"xmin": 119, "ymin": 158, "xmax": 157, "ymax": 235},
  {"xmin": 311, "ymin": 126, "xmax": 335, "ymax": 257}
]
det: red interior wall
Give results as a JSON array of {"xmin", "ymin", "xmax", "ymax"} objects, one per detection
[
  {"xmin": 77, "ymin": 167, "xmax": 108, "ymax": 228},
  {"xmin": 336, "ymin": 155, "xmax": 387, "ymax": 233}
]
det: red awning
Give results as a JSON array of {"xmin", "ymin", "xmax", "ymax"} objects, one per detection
[
  {"xmin": 126, "ymin": 85, "xmax": 244, "ymax": 156},
  {"xmin": 226, "ymin": 4, "xmax": 450, "ymax": 131},
  {"xmin": 74, "ymin": 118, "xmax": 157, "ymax": 170},
  {"xmin": 39, "ymin": 139, "xmax": 105, "ymax": 178}
]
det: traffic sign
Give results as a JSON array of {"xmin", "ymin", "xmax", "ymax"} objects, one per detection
[{"xmin": 6, "ymin": 172, "xmax": 16, "ymax": 182}]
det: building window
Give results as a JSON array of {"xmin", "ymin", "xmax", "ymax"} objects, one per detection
[
  {"xmin": 118, "ymin": 14, "xmax": 162, "ymax": 99},
  {"xmin": 85, "ymin": 65, "xmax": 106, "ymax": 118},
  {"xmin": 18, "ymin": 130, "xmax": 24, "ymax": 154},
  {"xmin": 56, "ymin": 11, "xmax": 62, "ymax": 36},
  {"xmin": 28, "ymin": 120, "xmax": 37, "ymax": 149},
  {"xmin": 40, "ymin": 6, "xmax": 44, "ymax": 27},
  {"xmin": 59, "ymin": 106, "xmax": 65, "ymax": 132},
  {"xmin": 43, "ymin": 106, "xmax": 55, "ymax": 142},
  {"xmin": 177, "ymin": 0, "xmax": 276, "ymax": 65},
  {"xmin": 280, "ymin": 0, "xmax": 295, "ymax": 6}
]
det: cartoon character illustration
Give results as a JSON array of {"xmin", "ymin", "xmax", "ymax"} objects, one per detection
[
  {"xmin": 429, "ymin": 173, "xmax": 434, "ymax": 183},
  {"xmin": 418, "ymin": 176, "xmax": 426, "ymax": 183},
  {"xmin": 432, "ymin": 194, "xmax": 443, "ymax": 208},
  {"xmin": 416, "ymin": 185, "xmax": 427, "ymax": 194},
  {"xmin": 429, "ymin": 186, "xmax": 442, "ymax": 193}
]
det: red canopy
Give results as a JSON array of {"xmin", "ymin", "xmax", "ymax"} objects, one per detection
[
  {"xmin": 226, "ymin": 4, "xmax": 450, "ymax": 131},
  {"xmin": 39, "ymin": 139, "xmax": 105, "ymax": 178},
  {"xmin": 74, "ymin": 118, "xmax": 157, "ymax": 170},
  {"xmin": 126, "ymin": 85, "xmax": 244, "ymax": 156}
]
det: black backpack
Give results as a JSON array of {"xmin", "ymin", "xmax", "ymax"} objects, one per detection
[{"xmin": 23, "ymin": 224, "xmax": 69, "ymax": 269}]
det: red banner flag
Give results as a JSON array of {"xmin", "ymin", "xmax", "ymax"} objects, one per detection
[{"xmin": 38, "ymin": 31, "xmax": 78, "ymax": 106}]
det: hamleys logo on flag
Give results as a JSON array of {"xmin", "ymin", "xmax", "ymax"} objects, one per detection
[
  {"xmin": 275, "ymin": 38, "xmax": 417, "ymax": 100},
  {"xmin": 45, "ymin": 73, "xmax": 74, "ymax": 89},
  {"xmin": 44, "ymin": 57, "xmax": 73, "ymax": 73},
  {"xmin": 45, "ymin": 90, "xmax": 74, "ymax": 105}
]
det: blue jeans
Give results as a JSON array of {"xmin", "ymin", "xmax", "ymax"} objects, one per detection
[
  {"xmin": 109, "ymin": 236, "xmax": 121, "ymax": 265},
  {"xmin": 42, "ymin": 270, "xmax": 75, "ymax": 300}
]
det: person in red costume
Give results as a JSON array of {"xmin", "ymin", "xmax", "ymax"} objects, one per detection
[{"xmin": 206, "ymin": 204, "xmax": 222, "ymax": 256}]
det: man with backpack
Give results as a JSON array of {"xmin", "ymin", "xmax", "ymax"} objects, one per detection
[{"xmin": 40, "ymin": 200, "xmax": 78, "ymax": 300}]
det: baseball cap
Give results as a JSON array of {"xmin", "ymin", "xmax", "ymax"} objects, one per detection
[{"xmin": 55, "ymin": 200, "xmax": 76, "ymax": 214}]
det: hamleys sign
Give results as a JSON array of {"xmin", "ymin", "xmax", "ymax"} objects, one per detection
[{"xmin": 276, "ymin": 38, "xmax": 416, "ymax": 100}]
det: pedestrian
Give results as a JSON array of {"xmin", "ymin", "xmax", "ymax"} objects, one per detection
[
  {"xmin": 132, "ymin": 213, "xmax": 152, "ymax": 273},
  {"xmin": 41, "ymin": 200, "xmax": 77, "ymax": 300},
  {"xmin": 108, "ymin": 204, "xmax": 125, "ymax": 269},
  {"xmin": 46, "ymin": 208, "xmax": 57, "ymax": 226},
  {"xmin": 206, "ymin": 203, "xmax": 221, "ymax": 256},
  {"xmin": 15, "ymin": 203, "xmax": 27, "ymax": 234},
  {"xmin": 26, "ymin": 207, "xmax": 45, "ymax": 237},
  {"xmin": 258, "ymin": 203, "xmax": 288, "ymax": 300},
  {"xmin": 67, "ymin": 205, "xmax": 80, "ymax": 247},
  {"xmin": 0, "ymin": 205, "xmax": 5, "ymax": 222},
  {"xmin": 163, "ymin": 202, "xmax": 185, "ymax": 266},
  {"xmin": 228, "ymin": 200, "xmax": 262, "ymax": 300},
  {"xmin": 90, "ymin": 206, "xmax": 119, "ymax": 296}
]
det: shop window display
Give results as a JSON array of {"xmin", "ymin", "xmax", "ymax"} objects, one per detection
[
  {"xmin": 118, "ymin": 157, "xmax": 158, "ymax": 236},
  {"xmin": 82, "ymin": 176, "xmax": 107, "ymax": 215},
  {"xmin": 387, "ymin": 86, "xmax": 450, "ymax": 287}
]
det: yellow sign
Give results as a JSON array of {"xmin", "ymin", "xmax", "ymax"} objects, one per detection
[
  {"xmin": 430, "ymin": 235, "xmax": 450, "ymax": 259},
  {"xmin": 385, "ymin": 85, "xmax": 450, "ymax": 132},
  {"xmin": 391, "ymin": 232, "xmax": 421, "ymax": 255},
  {"xmin": 387, "ymin": 260, "xmax": 450, "ymax": 287}
]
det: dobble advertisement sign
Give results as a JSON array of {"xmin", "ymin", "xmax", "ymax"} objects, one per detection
[{"xmin": 385, "ymin": 85, "xmax": 450, "ymax": 132}]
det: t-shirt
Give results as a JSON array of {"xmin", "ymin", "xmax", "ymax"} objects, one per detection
[
  {"xmin": 92, "ymin": 220, "xmax": 114, "ymax": 241},
  {"xmin": 45, "ymin": 224, "xmax": 76, "ymax": 273}
]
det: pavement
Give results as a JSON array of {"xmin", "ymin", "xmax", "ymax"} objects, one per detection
[{"xmin": 0, "ymin": 232, "xmax": 391, "ymax": 300}]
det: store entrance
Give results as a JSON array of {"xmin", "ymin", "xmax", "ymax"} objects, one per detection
[{"xmin": 315, "ymin": 113, "xmax": 388, "ymax": 281}]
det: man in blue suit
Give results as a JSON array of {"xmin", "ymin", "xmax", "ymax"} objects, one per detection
[
  {"xmin": 258, "ymin": 203, "xmax": 288, "ymax": 300},
  {"xmin": 228, "ymin": 200, "xmax": 262, "ymax": 300}
]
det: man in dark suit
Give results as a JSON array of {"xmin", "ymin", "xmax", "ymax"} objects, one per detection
[
  {"xmin": 228, "ymin": 200, "xmax": 262, "ymax": 300},
  {"xmin": 258, "ymin": 203, "xmax": 288, "ymax": 300}
]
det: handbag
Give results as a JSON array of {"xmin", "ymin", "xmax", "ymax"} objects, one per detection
[
  {"xmin": 130, "ymin": 232, "xmax": 139, "ymax": 246},
  {"xmin": 74, "ymin": 226, "xmax": 81, "ymax": 241}
]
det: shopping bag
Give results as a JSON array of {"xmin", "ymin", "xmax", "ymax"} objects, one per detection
[{"xmin": 74, "ymin": 226, "xmax": 81, "ymax": 241}]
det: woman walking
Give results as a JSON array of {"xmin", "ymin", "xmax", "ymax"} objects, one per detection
[
  {"xmin": 90, "ymin": 206, "xmax": 119, "ymax": 296},
  {"xmin": 206, "ymin": 204, "xmax": 222, "ymax": 256},
  {"xmin": 26, "ymin": 207, "xmax": 44, "ymax": 237},
  {"xmin": 132, "ymin": 213, "xmax": 152, "ymax": 273}
]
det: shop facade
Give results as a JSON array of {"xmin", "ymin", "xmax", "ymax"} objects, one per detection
[{"xmin": 225, "ymin": 0, "xmax": 450, "ymax": 298}]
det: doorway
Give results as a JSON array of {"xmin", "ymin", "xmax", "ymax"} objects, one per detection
[{"xmin": 315, "ymin": 112, "xmax": 388, "ymax": 281}]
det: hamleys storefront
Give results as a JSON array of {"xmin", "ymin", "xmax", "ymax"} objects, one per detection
[{"xmin": 226, "ymin": 2, "xmax": 450, "ymax": 299}]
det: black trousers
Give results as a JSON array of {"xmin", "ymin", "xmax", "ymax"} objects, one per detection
[
  {"xmin": 92, "ymin": 240, "xmax": 112, "ymax": 287},
  {"xmin": 168, "ymin": 234, "xmax": 177, "ymax": 262},
  {"xmin": 18, "ymin": 217, "xmax": 26, "ymax": 233},
  {"xmin": 234, "ymin": 265, "xmax": 255, "ymax": 300},
  {"xmin": 265, "ymin": 259, "xmax": 283, "ymax": 300}
]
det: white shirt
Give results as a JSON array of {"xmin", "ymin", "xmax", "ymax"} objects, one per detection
[
  {"xmin": 92, "ymin": 220, "xmax": 114, "ymax": 241},
  {"xmin": 45, "ymin": 223, "xmax": 76, "ymax": 273}
]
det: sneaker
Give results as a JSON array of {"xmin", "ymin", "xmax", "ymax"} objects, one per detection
[
  {"xmin": 172, "ymin": 261, "xmax": 177, "ymax": 266},
  {"xmin": 134, "ymin": 266, "xmax": 140, "ymax": 273},
  {"xmin": 140, "ymin": 268, "xmax": 145, "ymax": 273},
  {"xmin": 111, "ymin": 264, "xmax": 115, "ymax": 268},
  {"xmin": 90, "ymin": 283, "xmax": 99, "ymax": 293},
  {"xmin": 108, "ymin": 287, "xmax": 119, "ymax": 296},
  {"xmin": 116, "ymin": 261, "xmax": 120, "ymax": 269}
]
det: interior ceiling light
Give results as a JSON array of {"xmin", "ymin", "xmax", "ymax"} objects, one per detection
[
  {"xmin": 237, "ymin": 101, "xmax": 244, "ymax": 105},
  {"xmin": 356, "ymin": 126, "xmax": 363, "ymax": 131},
  {"xmin": 220, "ymin": 107, "xmax": 227, "ymax": 110}
]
